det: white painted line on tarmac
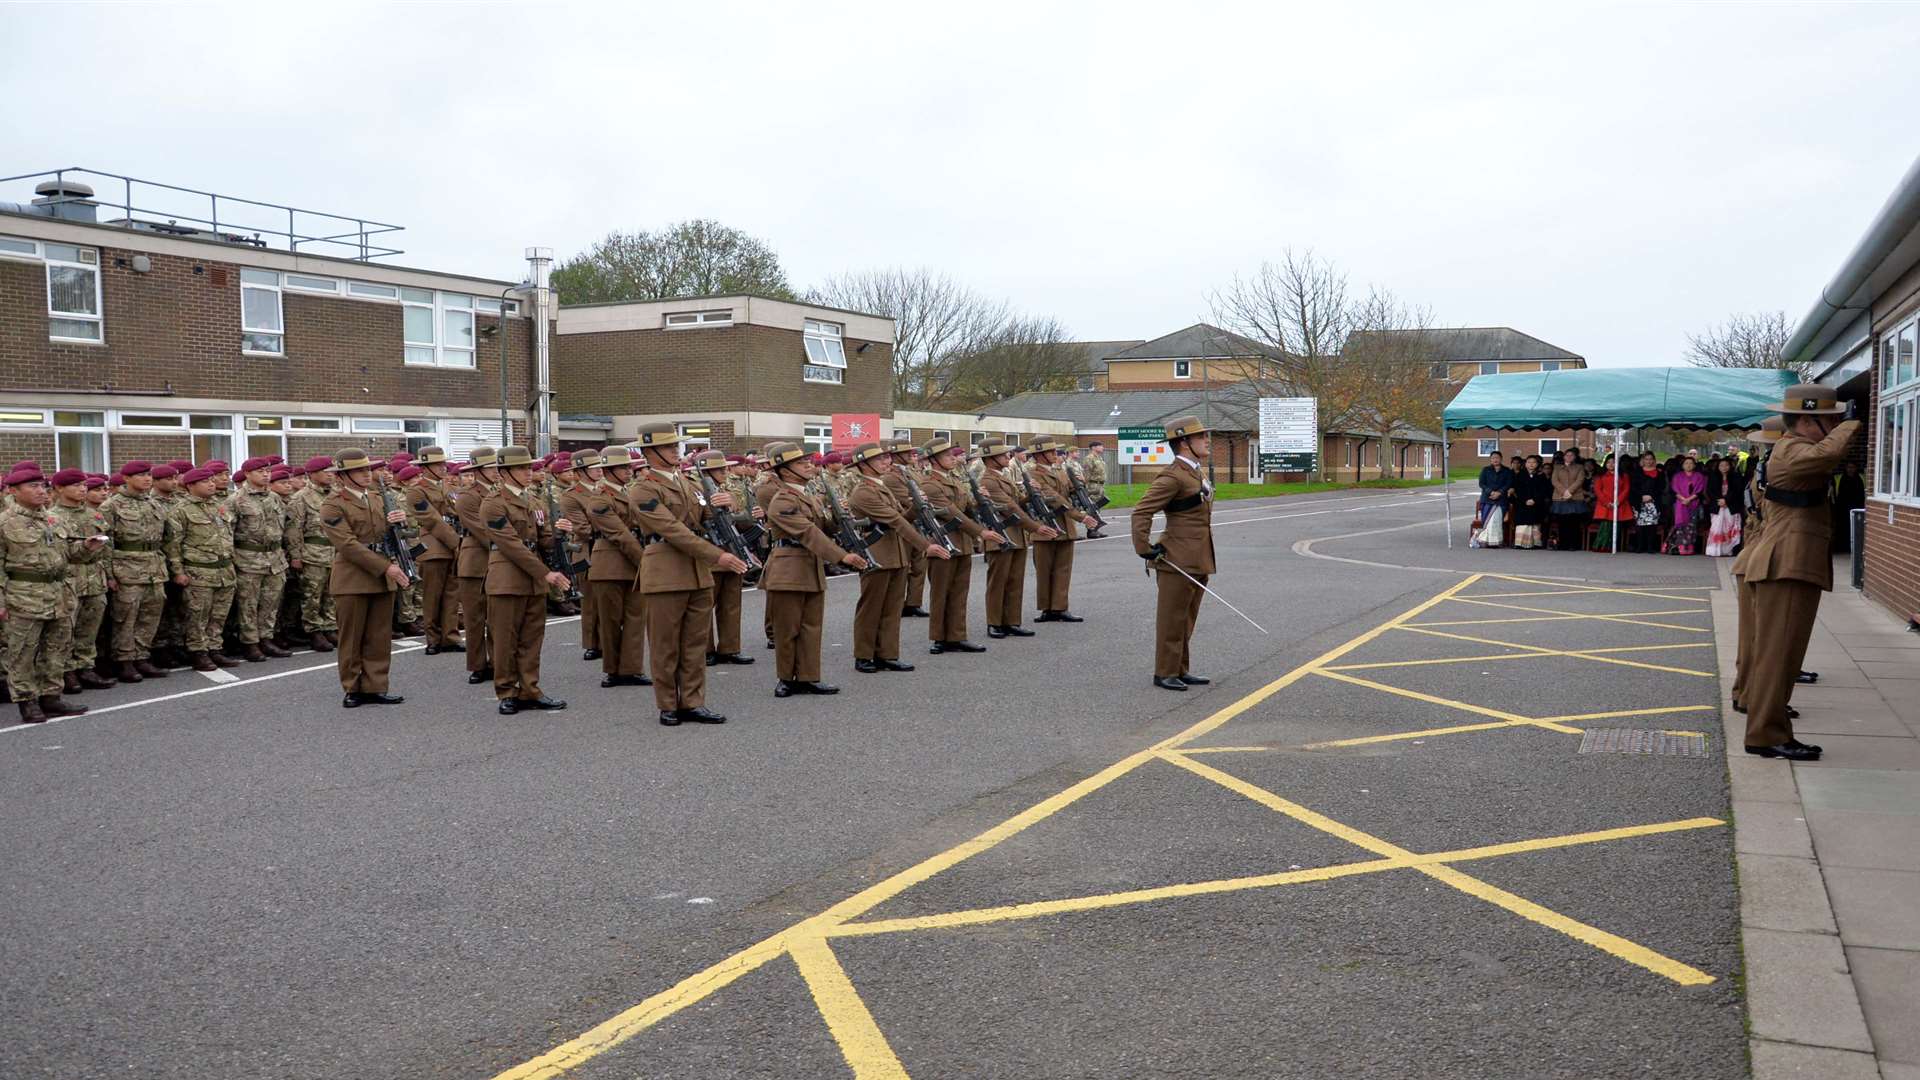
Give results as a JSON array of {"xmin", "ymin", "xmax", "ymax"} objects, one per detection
[{"xmin": 199, "ymin": 668, "xmax": 240, "ymax": 684}]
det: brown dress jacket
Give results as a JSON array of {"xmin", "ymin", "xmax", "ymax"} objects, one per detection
[
  {"xmin": 628, "ymin": 467, "xmax": 724, "ymax": 594},
  {"xmin": 1741, "ymin": 420, "xmax": 1860, "ymax": 591},
  {"xmin": 1130, "ymin": 458, "xmax": 1216, "ymax": 574},
  {"xmin": 921, "ymin": 467, "xmax": 988, "ymax": 556},
  {"xmin": 409, "ymin": 482, "xmax": 461, "ymax": 563},
  {"xmin": 320, "ymin": 485, "xmax": 399, "ymax": 595},
  {"xmin": 763, "ymin": 483, "xmax": 850, "ymax": 593},
  {"xmin": 1031, "ymin": 463, "xmax": 1091, "ymax": 540},
  {"xmin": 848, "ymin": 474, "xmax": 930, "ymax": 571},
  {"xmin": 586, "ymin": 481, "xmax": 646, "ymax": 584},
  {"xmin": 481, "ymin": 483, "xmax": 554, "ymax": 596},
  {"xmin": 557, "ymin": 485, "xmax": 595, "ymax": 570},
  {"xmin": 980, "ymin": 466, "xmax": 1047, "ymax": 551},
  {"xmin": 454, "ymin": 483, "xmax": 493, "ymax": 579}
]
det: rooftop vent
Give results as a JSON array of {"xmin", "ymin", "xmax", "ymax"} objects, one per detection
[{"xmin": 31, "ymin": 178, "xmax": 98, "ymax": 223}]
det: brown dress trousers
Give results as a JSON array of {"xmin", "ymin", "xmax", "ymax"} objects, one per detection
[
  {"xmin": 559, "ymin": 485, "xmax": 597, "ymax": 651},
  {"xmin": 848, "ymin": 474, "xmax": 931, "ymax": 662},
  {"xmin": 920, "ymin": 467, "xmax": 989, "ymax": 644},
  {"xmin": 1741, "ymin": 420, "xmax": 1861, "ymax": 748},
  {"xmin": 409, "ymin": 481, "xmax": 463, "ymax": 647},
  {"xmin": 764, "ymin": 482, "xmax": 851, "ymax": 682},
  {"xmin": 480, "ymin": 483, "xmax": 557, "ymax": 702},
  {"xmin": 587, "ymin": 482, "xmax": 648, "ymax": 678},
  {"xmin": 1030, "ymin": 463, "xmax": 1090, "ymax": 614},
  {"xmin": 1131, "ymin": 459, "xmax": 1216, "ymax": 679},
  {"xmin": 1729, "ymin": 468, "xmax": 1767, "ymax": 709},
  {"xmin": 630, "ymin": 467, "xmax": 726, "ymax": 711},
  {"xmin": 980, "ymin": 466, "xmax": 1048, "ymax": 629},
  {"xmin": 885, "ymin": 471, "xmax": 929, "ymax": 609},
  {"xmin": 319, "ymin": 485, "xmax": 400, "ymax": 694},
  {"xmin": 454, "ymin": 482, "xmax": 493, "ymax": 674}
]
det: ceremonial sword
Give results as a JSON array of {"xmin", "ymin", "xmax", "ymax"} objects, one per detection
[{"xmin": 1150, "ymin": 555, "xmax": 1268, "ymax": 635}]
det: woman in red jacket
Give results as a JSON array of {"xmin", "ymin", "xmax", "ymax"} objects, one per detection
[{"xmin": 1589, "ymin": 453, "xmax": 1632, "ymax": 551}]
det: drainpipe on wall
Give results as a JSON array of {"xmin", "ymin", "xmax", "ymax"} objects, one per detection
[{"xmin": 526, "ymin": 246, "xmax": 554, "ymax": 455}]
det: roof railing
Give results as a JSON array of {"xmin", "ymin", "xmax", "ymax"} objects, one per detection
[{"xmin": 0, "ymin": 165, "xmax": 405, "ymax": 261}]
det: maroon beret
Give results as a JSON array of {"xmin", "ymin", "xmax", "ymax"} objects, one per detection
[
  {"xmin": 446, "ymin": 462, "xmax": 465, "ymax": 475},
  {"xmin": 121, "ymin": 459, "xmax": 153, "ymax": 477},
  {"xmin": 50, "ymin": 468, "xmax": 88, "ymax": 487},
  {"xmin": 270, "ymin": 466, "xmax": 292, "ymax": 481},
  {"xmin": 302, "ymin": 455, "xmax": 333, "ymax": 474},
  {"xmin": 395, "ymin": 464, "xmax": 423, "ymax": 481},
  {"xmin": 203, "ymin": 460, "xmax": 228, "ymax": 471},
  {"xmin": 180, "ymin": 467, "xmax": 215, "ymax": 486},
  {"xmin": 289, "ymin": 466, "xmax": 306, "ymax": 477},
  {"xmin": 84, "ymin": 476, "xmax": 107, "ymax": 489},
  {"xmin": 108, "ymin": 474, "xmax": 125, "ymax": 487},
  {"xmin": 266, "ymin": 455, "xmax": 284, "ymax": 465},
  {"xmin": 6, "ymin": 462, "xmax": 47, "ymax": 486},
  {"xmin": 150, "ymin": 464, "xmax": 178, "ymax": 480},
  {"xmin": 167, "ymin": 459, "xmax": 193, "ymax": 471},
  {"xmin": 239, "ymin": 456, "xmax": 270, "ymax": 473}
]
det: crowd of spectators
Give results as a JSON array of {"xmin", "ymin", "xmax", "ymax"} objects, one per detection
[{"xmin": 1469, "ymin": 446, "xmax": 1866, "ymax": 555}]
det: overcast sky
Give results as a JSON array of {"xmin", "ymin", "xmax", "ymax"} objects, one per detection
[{"xmin": 7, "ymin": 2, "xmax": 1918, "ymax": 367}]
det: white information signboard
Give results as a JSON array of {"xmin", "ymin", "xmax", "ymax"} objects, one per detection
[
  {"xmin": 1119, "ymin": 426, "xmax": 1172, "ymax": 466},
  {"xmin": 1258, "ymin": 396, "xmax": 1319, "ymax": 473}
]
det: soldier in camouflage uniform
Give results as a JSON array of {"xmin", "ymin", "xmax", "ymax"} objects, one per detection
[
  {"xmin": 270, "ymin": 465, "xmax": 304, "ymax": 648},
  {"xmin": 105, "ymin": 460, "xmax": 173, "ymax": 682},
  {"xmin": 164, "ymin": 466, "xmax": 241, "ymax": 672},
  {"xmin": 3, "ymin": 462, "xmax": 99, "ymax": 722},
  {"xmin": 49, "ymin": 469, "xmax": 116, "ymax": 693},
  {"xmin": 229, "ymin": 457, "xmax": 292, "ymax": 661},
  {"xmin": 287, "ymin": 456, "xmax": 338, "ymax": 651},
  {"xmin": 150, "ymin": 462, "xmax": 191, "ymax": 667}
]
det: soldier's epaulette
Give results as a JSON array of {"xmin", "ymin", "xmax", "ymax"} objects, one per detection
[
  {"xmin": 635, "ymin": 498, "xmax": 659, "ymax": 511},
  {"xmin": 489, "ymin": 515, "xmax": 509, "ymax": 528}
]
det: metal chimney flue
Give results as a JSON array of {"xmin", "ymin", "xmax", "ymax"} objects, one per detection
[{"xmin": 32, "ymin": 178, "xmax": 98, "ymax": 223}]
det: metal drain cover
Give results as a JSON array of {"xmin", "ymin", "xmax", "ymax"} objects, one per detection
[{"xmin": 1578, "ymin": 728, "xmax": 1709, "ymax": 757}]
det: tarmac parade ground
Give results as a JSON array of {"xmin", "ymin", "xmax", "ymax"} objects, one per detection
[{"xmin": 0, "ymin": 486, "xmax": 1745, "ymax": 1079}]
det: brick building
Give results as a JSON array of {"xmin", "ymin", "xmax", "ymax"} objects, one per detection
[
  {"xmin": 0, "ymin": 171, "xmax": 540, "ymax": 470},
  {"xmin": 1099, "ymin": 324, "xmax": 1282, "ymax": 391},
  {"xmin": 1784, "ymin": 152, "xmax": 1920, "ymax": 627}
]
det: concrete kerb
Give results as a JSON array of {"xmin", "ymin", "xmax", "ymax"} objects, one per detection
[{"xmin": 1711, "ymin": 561, "xmax": 1879, "ymax": 1072}]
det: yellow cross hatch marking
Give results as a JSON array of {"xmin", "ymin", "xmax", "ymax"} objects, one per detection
[
  {"xmin": 790, "ymin": 934, "xmax": 910, "ymax": 1079},
  {"xmin": 1397, "ymin": 625, "xmax": 1717, "ymax": 677},
  {"xmin": 1313, "ymin": 669, "xmax": 1586, "ymax": 733},
  {"xmin": 1405, "ymin": 608, "xmax": 1711, "ymax": 629},
  {"xmin": 1481, "ymin": 574, "xmax": 1720, "ymax": 603},
  {"xmin": 1323, "ymin": 641, "xmax": 1713, "ymax": 673},
  {"xmin": 1445, "ymin": 596, "xmax": 1714, "ymax": 633}
]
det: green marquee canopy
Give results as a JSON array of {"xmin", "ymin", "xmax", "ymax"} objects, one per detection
[{"xmin": 1442, "ymin": 367, "xmax": 1798, "ymax": 432}]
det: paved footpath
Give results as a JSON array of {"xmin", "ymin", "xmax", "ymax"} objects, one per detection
[{"xmin": 1714, "ymin": 559, "xmax": 1920, "ymax": 1080}]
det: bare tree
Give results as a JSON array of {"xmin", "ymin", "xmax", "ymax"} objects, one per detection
[
  {"xmin": 552, "ymin": 219, "xmax": 795, "ymax": 304},
  {"xmin": 1685, "ymin": 311, "xmax": 1800, "ymax": 376},
  {"xmin": 944, "ymin": 316, "xmax": 1080, "ymax": 406}
]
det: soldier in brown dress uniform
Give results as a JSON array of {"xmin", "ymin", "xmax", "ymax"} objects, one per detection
[
  {"xmin": 317, "ymin": 449, "xmax": 411, "ymax": 708},
  {"xmin": 1027, "ymin": 437, "xmax": 1094, "ymax": 623},
  {"xmin": 584, "ymin": 445, "xmax": 651, "ymax": 688},
  {"xmin": 695, "ymin": 450, "xmax": 757, "ymax": 668},
  {"xmin": 886, "ymin": 441, "xmax": 932, "ymax": 620},
  {"xmin": 1130, "ymin": 416, "xmax": 1217, "ymax": 692},
  {"xmin": 401, "ymin": 447, "xmax": 465, "ymax": 655},
  {"xmin": 628, "ymin": 423, "xmax": 749, "ymax": 726},
  {"xmin": 480, "ymin": 446, "xmax": 574, "ymax": 714},
  {"xmin": 847, "ymin": 441, "xmax": 950, "ymax": 672},
  {"xmin": 1740, "ymin": 385, "xmax": 1862, "ymax": 761},
  {"xmin": 760, "ymin": 442, "xmax": 865, "ymax": 696},
  {"xmin": 919, "ymin": 437, "xmax": 1004, "ymax": 654},
  {"xmin": 454, "ymin": 447, "xmax": 498, "ymax": 685},
  {"xmin": 977, "ymin": 440, "xmax": 1058, "ymax": 639},
  {"xmin": 553, "ymin": 450, "xmax": 601, "ymax": 661},
  {"xmin": 1729, "ymin": 418, "xmax": 1783, "ymax": 718}
]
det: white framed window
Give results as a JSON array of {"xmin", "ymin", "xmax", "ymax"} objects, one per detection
[
  {"xmin": 284, "ymin": 273, "xmax": 341, "ymax": 294},
  {"xmin": 439, "ymin": 292, "xmax": 476, "ymax": 368},
  {"xmin": 803, "ymin": 364, "xmax": 844, "ymax": 384},
  {"xmin": 352, "ymin": 417, "xmax": 406, "ymax": 434},
  {"xmin": 1477, "ymin": 438, "xmax": 1501, "ymax": 456},
  {"xmin": 970, "ymin": 432, "xmax": 986, "ymax": 448},
  {"xmin": 1479, "ymin": 361, "xmax": 1500, "ymax": 376},
  {"xmin": 287, "ymin": 416, "xmax": 344, "ymax": 434},
  {"xmin": 242, "ymin": 415, "xmax": 286, "ymax": 460},
  {"xmin": 677, "ymin": 422, "xmax": 712, "ymax": 443},
  {"xmin": 113, "ymin": 411, "xmax": 187, "ymax": 431},
  {"xmin": 802, "ymin": 423, "xmax": 832, "ymax": 456},
  {"xmin": 892, "ymin": 428, "xmax": 913, "ymax": 442},
  {"xmin": 0, "ymin": 236, "xmax": 38, "ymax": 257},
  {"xmin": 1875, "ymin": 319, "xmax": 1920, "ymax": 503},
  {"xmin": 665, "ymin": 310, "xmax": 733, "ymax": 328},
  {"xmin": 54, "ymin": 409, "xmax": 107, "ymax": 471},
  {"xmin": 46, "ymin": 242, "xmax": 102, "ymax": 343},
  {"xmin": 349, "ymin": 281, "xmax": 400, "ymax": 300},
  {"xmin": 932, "ymin": 429, "xmax": 951, "ymax": 442},
  {"xmin": 402, "ymin": 287, "xmax": 436, "ymax": 365},
  {"xmin": 240, "ymin": 268, "xmax": 284, "ymax": 355},
  {"xmin": 803, "ymin": 319, "xmax": 847, "ymax": 384},
  {"xmin": 1540, "ymin": 360, "xmax": 1563, "ymax": 372},
  {"xmin": 1538, "ymin": 438, "xmax": 1561, "ymax": 455},
  {"xmin": 443, "ymin": 420, "xmax": 504, "ymax": 457},
  {"xmin": 1174, "ymin": 360, "xmax": 1192, "ymax": 379},
  {"xmin": 190, "ymin": 414, "xmax": 235, "ymax": 465},
  {"xmin": 473, "ymin": 297, "xmax": 518, "ymax": 315},
  {"xmin": 1429, "ymin": 362, "xmax": 1449, "ymax": 380},
  {"xmin": 404, "ymin": 419, "xmax": 438, "ymax": 455},
  {"xmin": 0, "ymin": 405, "xmax": 50, "ymax": 427}
]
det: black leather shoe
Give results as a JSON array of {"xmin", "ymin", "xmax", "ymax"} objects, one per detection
[
  {"xmin": 706, "ymin": 652, "xmax": 720, "ymax": 667},
  {"xmin": 855, "ymin": 659, "xmax": 881, "ymax": 673},
  {"xmin": 1731, "ymin": 700, "xmax": 1797, "ymax": 719},
  {"xmin": 1179, "ymin": 673, "xmax": 1210, "ymax": 685},
  {"xmin": 424, "ymin": 645, "xmax": 442, "ymax": 656},
  {"xmin": 946, "ymin": 640, "xmax": 986, "ymax": 653},
  {"xmin": 902, "ymin": 606, "xmax": 929, "ymax": 618},
  {"xmin": 1034, "ymin": 611, "xmax": 1059, "ymax": 622},
  {"xmin": 1051, "ymin": 611, "xmax": 1084, "ymax": 623},
  {"xmin": 582, "ymin": 648, "xmax": 602, "ymax": 662},
  {"xmin": 806, "ymin": 681, "xmax": 840, "ymax": 695},
  {"xmin": 677, "ymin": 707, "xmax": 726, "ymax": 724},
  {"xmin": 498, "ymin": 699, "xmax": 519, "ymax": 715},
  {"xmin": 928, "ymin": 642, "xmax": 945, "ymax": 654},
  {"xmin": 987, "ymin": 626, "xmax": 1008, "ymax": 639},
  {"xmin": 659, "ymin": 710, "xmax": 682, "ymax": 726},
  {"xmin": 521, "ymin": 696, "xmax": 566, "ymax": 710},
  {"xmin": 359, "ymin": 692, "xmax": 404, "ymax": 706},
  {"xmin": 775, "ymin": 681, "xmax": 796, "ymax": 698},
  {"xmin": 714, "ymin": 652, "xmax": 754, "ymax": 665},
  {"xmin": 1153, "ymin": 676, "xmax": 1189, "ymax": 692},
  {"xmin": 441, "ymin": 642, "xmax": 465, "ymax": 653},
  {"xmin": 342, "ymin": 694, "xmax": 361, "ymax": 709},
  {"xmin": 879, "ymin": 659, "xmax": 915, "ymax": 672},
  {"xmin": 601, "ymin": 674, "xmax": 639, "ymax": 688},
  {"xmin": 467, "ymin": 668, "xmax": 493, "ymax": 685},
  {"xmin": 1746, "ymin": 741, "xmax": 1821, "ymax": 761},
  {"xmin": 1003, "ymin": 624, "xmax": 1034, "ymax": 637},
  {"xmin": 1797, "ymin": 670, "xmax": 1819, "ymax": 684}
]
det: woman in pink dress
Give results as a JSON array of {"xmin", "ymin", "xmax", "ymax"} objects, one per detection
[{"xmin": 1667, "ymin": 456, "xmax": 1707, "ymax": 555}]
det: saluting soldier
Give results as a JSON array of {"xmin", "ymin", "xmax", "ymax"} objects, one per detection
[
  {"xmin": 977, "ymin": 440, "xmax": 1058, "ymax": 638},
  {"xmin": 1028, "ymin": 437, "xmax": 1094, "ymax": 623},
  {"xmin": 317, "ymin": 449, "xmax": 410, "ymax": 708},
  {"xmin": 628, "ymin": 423, "xmax": 748, "ymax": 726},
  {"xmin": 479, "ymin": 446, "xmax": 573, "ymax": 714},
  {"xmin": 1741, "ymin": 385, "xmax": 1862, "ymax": 761},
  {"xmin": 455, "ymin": 447, "xmax": 499, "ymax": 686},
  {"xmin": 847, "ymin": 441, "xmax": 951, "ymax": 673},
  {"xmin": 584, "ymin": 445, "xmax": 651, "ymax": 688},
  {"xmin": 920, "ymin": 436, "xmax": 1004, "ymax": 654},
  {"xmin": 1131, "ymin": 416, "xmax": 1217, "ymax": 692},
  {"xmin": 886, "ymin": 441, "xmax": 932, "ymax": 619},
  {"xmin": 553, "ymin": 450, "xmax": 602, "ymax": 661},
  {"xmin": 49, "ymin": 469, "xmax": 115, "ymax": 693},
  {"xmin": 230, "ymin": 457, "xmax": 292, "ymax": 661},
  {"xmin": 3, "ymin": 463, "xmax": 99, "ymax": 721},
  {"xmin": 163, "ymin": 466, "xmax": 241, "ymax": 672},
  {"xmin": 1729, "ymin": 418, "xmax": 1783, "ymax": 720},
  {"xmin": 761, "ymin": 442, "xmax": 865, "ymax": 696},
  {"xmin": 287, "ymin": 456, "xmax": 339, "ymax": 653},
  {"xmin": 103, "ymin": 460, "xmax": 171, "ymax": 682},
  {"xmin": 403, "ymin": 447, "xmax": 464, "ymax": 655},
  {"xmin": 695, "ymin": 450, "xmax": 757, "ymax": 667}
]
